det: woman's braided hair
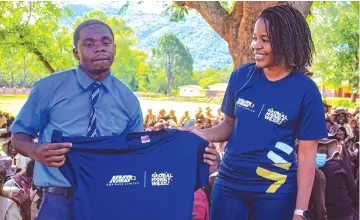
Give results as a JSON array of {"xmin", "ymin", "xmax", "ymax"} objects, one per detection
[{"xmin": 259, "ymin": 5, "xmax": 314, "ymax": 72}]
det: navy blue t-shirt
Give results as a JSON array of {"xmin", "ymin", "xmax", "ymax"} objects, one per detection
[
  {"xmin": 54, "ymin": 129, "xmax": 209, "ymax": 220},
  {"xmin": 218, "ymin": 63, "xmax": 327, "ymax": 193}
]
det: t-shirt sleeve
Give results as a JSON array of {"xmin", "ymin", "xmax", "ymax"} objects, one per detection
[
  {"xmin": 10, "ymin": 81, "xmax": 50, "ymax": 138},
  {"xmin": 221, "ymin": 64, "xmax": 255, "ymax": 119},
  {"xmin": 297, "ymin": 82, "xmax": 328, "ymax": 140},
  {"xmin": 195, "ymin": 140, "xmax": 210, "ymax": 189},
  {"xmin": 221, "ymin": 70, "xmax": 236, "ymax": 118}
]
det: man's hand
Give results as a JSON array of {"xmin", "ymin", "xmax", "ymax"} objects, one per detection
[
  {"xmin": 203, "ymin": 143, "xmax": 218, "ymax": 166},
  {"xmin": 32, "ymin": 142, "xmax": 72, "ymax": 167}
]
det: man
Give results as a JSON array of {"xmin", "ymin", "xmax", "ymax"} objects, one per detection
[{"xmin": 10, "ymin": 20, "xmax": 217, "ymax": 219}]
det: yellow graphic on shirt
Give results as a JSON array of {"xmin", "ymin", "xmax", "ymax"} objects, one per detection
[
  {"xmin": 256, "ymin": 167, "xmax": 287, "ymax": 193},
  {"xmin": 256, "ymin": 142, "xmax": 294, "ymax": 193}
]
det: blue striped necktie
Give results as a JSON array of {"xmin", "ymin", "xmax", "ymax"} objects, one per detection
[{"xmin": 87, "ymin": 81, "xmax": 102, "ymax": 137}]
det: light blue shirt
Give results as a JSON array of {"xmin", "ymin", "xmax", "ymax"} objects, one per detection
[{"xmin": 10, "ymin": 67, "xmax": 144, "ymax": 187}]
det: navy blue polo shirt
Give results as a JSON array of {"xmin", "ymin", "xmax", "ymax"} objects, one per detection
[{"xmin": 54, "ymin": 129, "xmax": 209, "ymax": 220}]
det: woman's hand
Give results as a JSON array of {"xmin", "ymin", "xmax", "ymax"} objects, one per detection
[
  {"xmin": 177, "ymin": 126, "xmax": 218, "ymax": 166},
  {"xmin": 177, "ymin": 126, "xmax": 209, "ymax": 141}
]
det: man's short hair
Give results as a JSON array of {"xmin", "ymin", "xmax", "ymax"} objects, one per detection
[{"xmin": 73, "ymin": 19, "xmax": 114, "ymax": 48}]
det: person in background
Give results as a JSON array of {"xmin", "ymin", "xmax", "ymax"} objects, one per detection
[
  {"xmin": 144, "ymin": 108, "xmax": 155, "ymax": 126},
  {"xmin": 204, "ymin": 107, "xmax": 215, "ymax": 127},
  {"xmin": 350, "ymin": 118, "xmax": 359, "ymax": 143},
  {"xmin": 178, "ymin": 111, "xmax": 191, "ymax": 126},
  {"xmin": 2, "ymin": 139, "xmax": 31, "ymax": 170},
  {"xmin": 323, "ymin": 101, "xmax": 332, "ymax": 118},
  {"xmin": 167, "ymin": 110, "xmax": 178, "ymax": 124},
  {"xmin": 332, "ymin": 108, "xmax": 354, "ymax": 140},
  {"xmin": 215, "ymin": 108, "xmax": 224, "ymax": 121},
  {"xmin": 318, "ymin": 139, "xmax": 358, "ymax": 220},
  {"xmin": 325, "ymin": 117, "xmax": 335, "ymax": 133},
  {"xmin": 307, "ymin": 144, "xmax": 328, "ymax": 220},
  {"xmin": 195, "ymin": 108, "xmax": 205, "ymax": 124},
  {"xmin": 0, "ymin": 166, "xmax": 23, "ymax": 220}
]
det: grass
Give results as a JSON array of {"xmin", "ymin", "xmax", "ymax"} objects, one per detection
[
  {"xmin": 0, "ymin": 94, "xmax": 28, "ymax": 100},
  {"xmin": 0, "ymin": 95, "xmax": 27, "ymax": 116}
]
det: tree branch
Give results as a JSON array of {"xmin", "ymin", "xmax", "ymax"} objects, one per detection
[
  {"xmin": 286, "ymin": 1, "xmax": 313, "ymax": 17},
  {"xmin": 175, "ymin": 1, "xmax": 229, "ymax": 39},
  {"xmin": 31, "ymin": 48, "xmax": 55, "ymax": 73}
]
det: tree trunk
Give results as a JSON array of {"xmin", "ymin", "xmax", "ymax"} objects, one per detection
[
  {"xmin": 175, "ymin": 1, "xmax": 313, "ymax": 68},
  {"xmin": 166, "ymin": 71, "xmax": 172, "ymax": 96}
]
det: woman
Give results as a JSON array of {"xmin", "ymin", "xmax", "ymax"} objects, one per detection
[
  {"xmin": 332, "ymin": 108, "xmax": 354, "ymax": 140},
  {"xmin": 318, "ymin": 139, "xmax": 359, "ymax": 220},
  {"xmin": 0, "ymin": 166, "xmax": 22, "ymax": 220},
  {"xmin": 182, "ymin": 5, "xmax": 327, "ymax": 220}
]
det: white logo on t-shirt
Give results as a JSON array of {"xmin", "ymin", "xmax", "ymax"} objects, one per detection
[
  {"xmin": 235, "ymin": 98, "xmax": 255, "ymax": 112},
  {"xmin": 106, "ymin": 175, "xmax": 139, "ymax": 186},
  {"xmin": 264, "ymin": 108, "xmax": 288, "ymax": 125},
  {"xmin": 151, "ymin": 172, "xmax": 173, "ymax": 186}
]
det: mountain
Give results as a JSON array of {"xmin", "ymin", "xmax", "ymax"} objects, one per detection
[{"xmin": 61, "ymin": 4, "xmax": 233, "ymax": 70}]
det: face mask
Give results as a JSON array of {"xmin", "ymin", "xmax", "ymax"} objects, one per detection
[{"xmin": 316, "ymin": 154, "xmax": 327, "ymax": 168}]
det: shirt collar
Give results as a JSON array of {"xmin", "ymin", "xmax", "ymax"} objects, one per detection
[{"xmin": 75, "ymin": 66, "xmax": 112, "ymax": 91}]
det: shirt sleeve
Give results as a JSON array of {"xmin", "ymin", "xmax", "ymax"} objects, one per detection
[
  {"xmin": 221, "ymin": 70, "xmax": 236, "ymax": 118},
  {"xmin": 126, "ymin": 96, "xmax": 144, "ymax": 133},
  {"xmin": 195, "ymin": 141, "xmax": 210, "ymax": 189},
  {"xmin": 297, "ymin": 82, "xmax": 328, "ymax": 140},
  {"xmin": 10, "ymin": 81, "xmax": 50, "ymax": 138}
]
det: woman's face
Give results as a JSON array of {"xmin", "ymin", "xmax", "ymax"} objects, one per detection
[
  {"xmin": 251, "ymin": 18, "xmax": 275, "ymax": 69},
  {"xmin": 350, "ymin": 120, "xmax": 357, "ymax": 129},
  {"xmin": 335, "ymin": 128, "xmax": 346, "ymax": 140}
]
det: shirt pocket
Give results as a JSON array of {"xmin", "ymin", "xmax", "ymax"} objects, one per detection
[{"xmin": 105, "ymin": 113, "xmax": 128, "ymax": 136}]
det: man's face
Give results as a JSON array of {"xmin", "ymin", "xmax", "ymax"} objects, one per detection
[
  {"xmin": 73, "ymin": 24, "xmax": 116, "ymax": 74},
  {"xmin": 337, "ymin": 114, "xmax": 346, "ymax": 124}
]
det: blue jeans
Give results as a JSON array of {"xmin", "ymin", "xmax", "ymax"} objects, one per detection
[
  {"xmin": 36, "ymin": 192, "xmax": 74, "ymax": 220},
  {"xmin": 211, "ymin": 184, "xmax": 297, "ymax": 220}
]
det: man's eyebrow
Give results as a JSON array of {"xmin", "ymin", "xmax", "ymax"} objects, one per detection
[{"xmin": 82, "ymin": 38, "xmax": 94, "ymax": 42}]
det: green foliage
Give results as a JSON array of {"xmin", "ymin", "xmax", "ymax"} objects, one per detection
[
  {"xmin": 323, "ymin": 98, "xmax": 358, "ymax": 109},
  {"xmin": 0, "ymin": 1, "xmax": 75, "ymax": 86},
  {"xmin": 192, "ymin": 68, "xmax": 231, "ymax": 88},
  {"xmin": 309, "ymin": 2, "xmax": 359, "ymax": 91},
  {"xmin": 150, "ymin": 34, "xmax": 194, "ymax": 95},
  {"xmin": 163, "ymin": 2, "xmax": 189, "ymax": 22},
  {"xmin": 219, "ymin": 1, "xmax": 236, "ymax": 13}
]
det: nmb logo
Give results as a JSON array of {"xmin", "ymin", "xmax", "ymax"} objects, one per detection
[{"xmin": 109, "ymin": 175, "xmax": 136, "ymax": 184}]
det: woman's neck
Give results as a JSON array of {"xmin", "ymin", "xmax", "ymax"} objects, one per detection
[{"xmin": 263, "ymin": 64, "xmax": 293, "ymax": 82}]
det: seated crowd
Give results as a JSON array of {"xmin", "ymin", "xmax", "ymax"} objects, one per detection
[{"xmin": 0, "ymin": 102, "xmax": 359, "ymax": 220}]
